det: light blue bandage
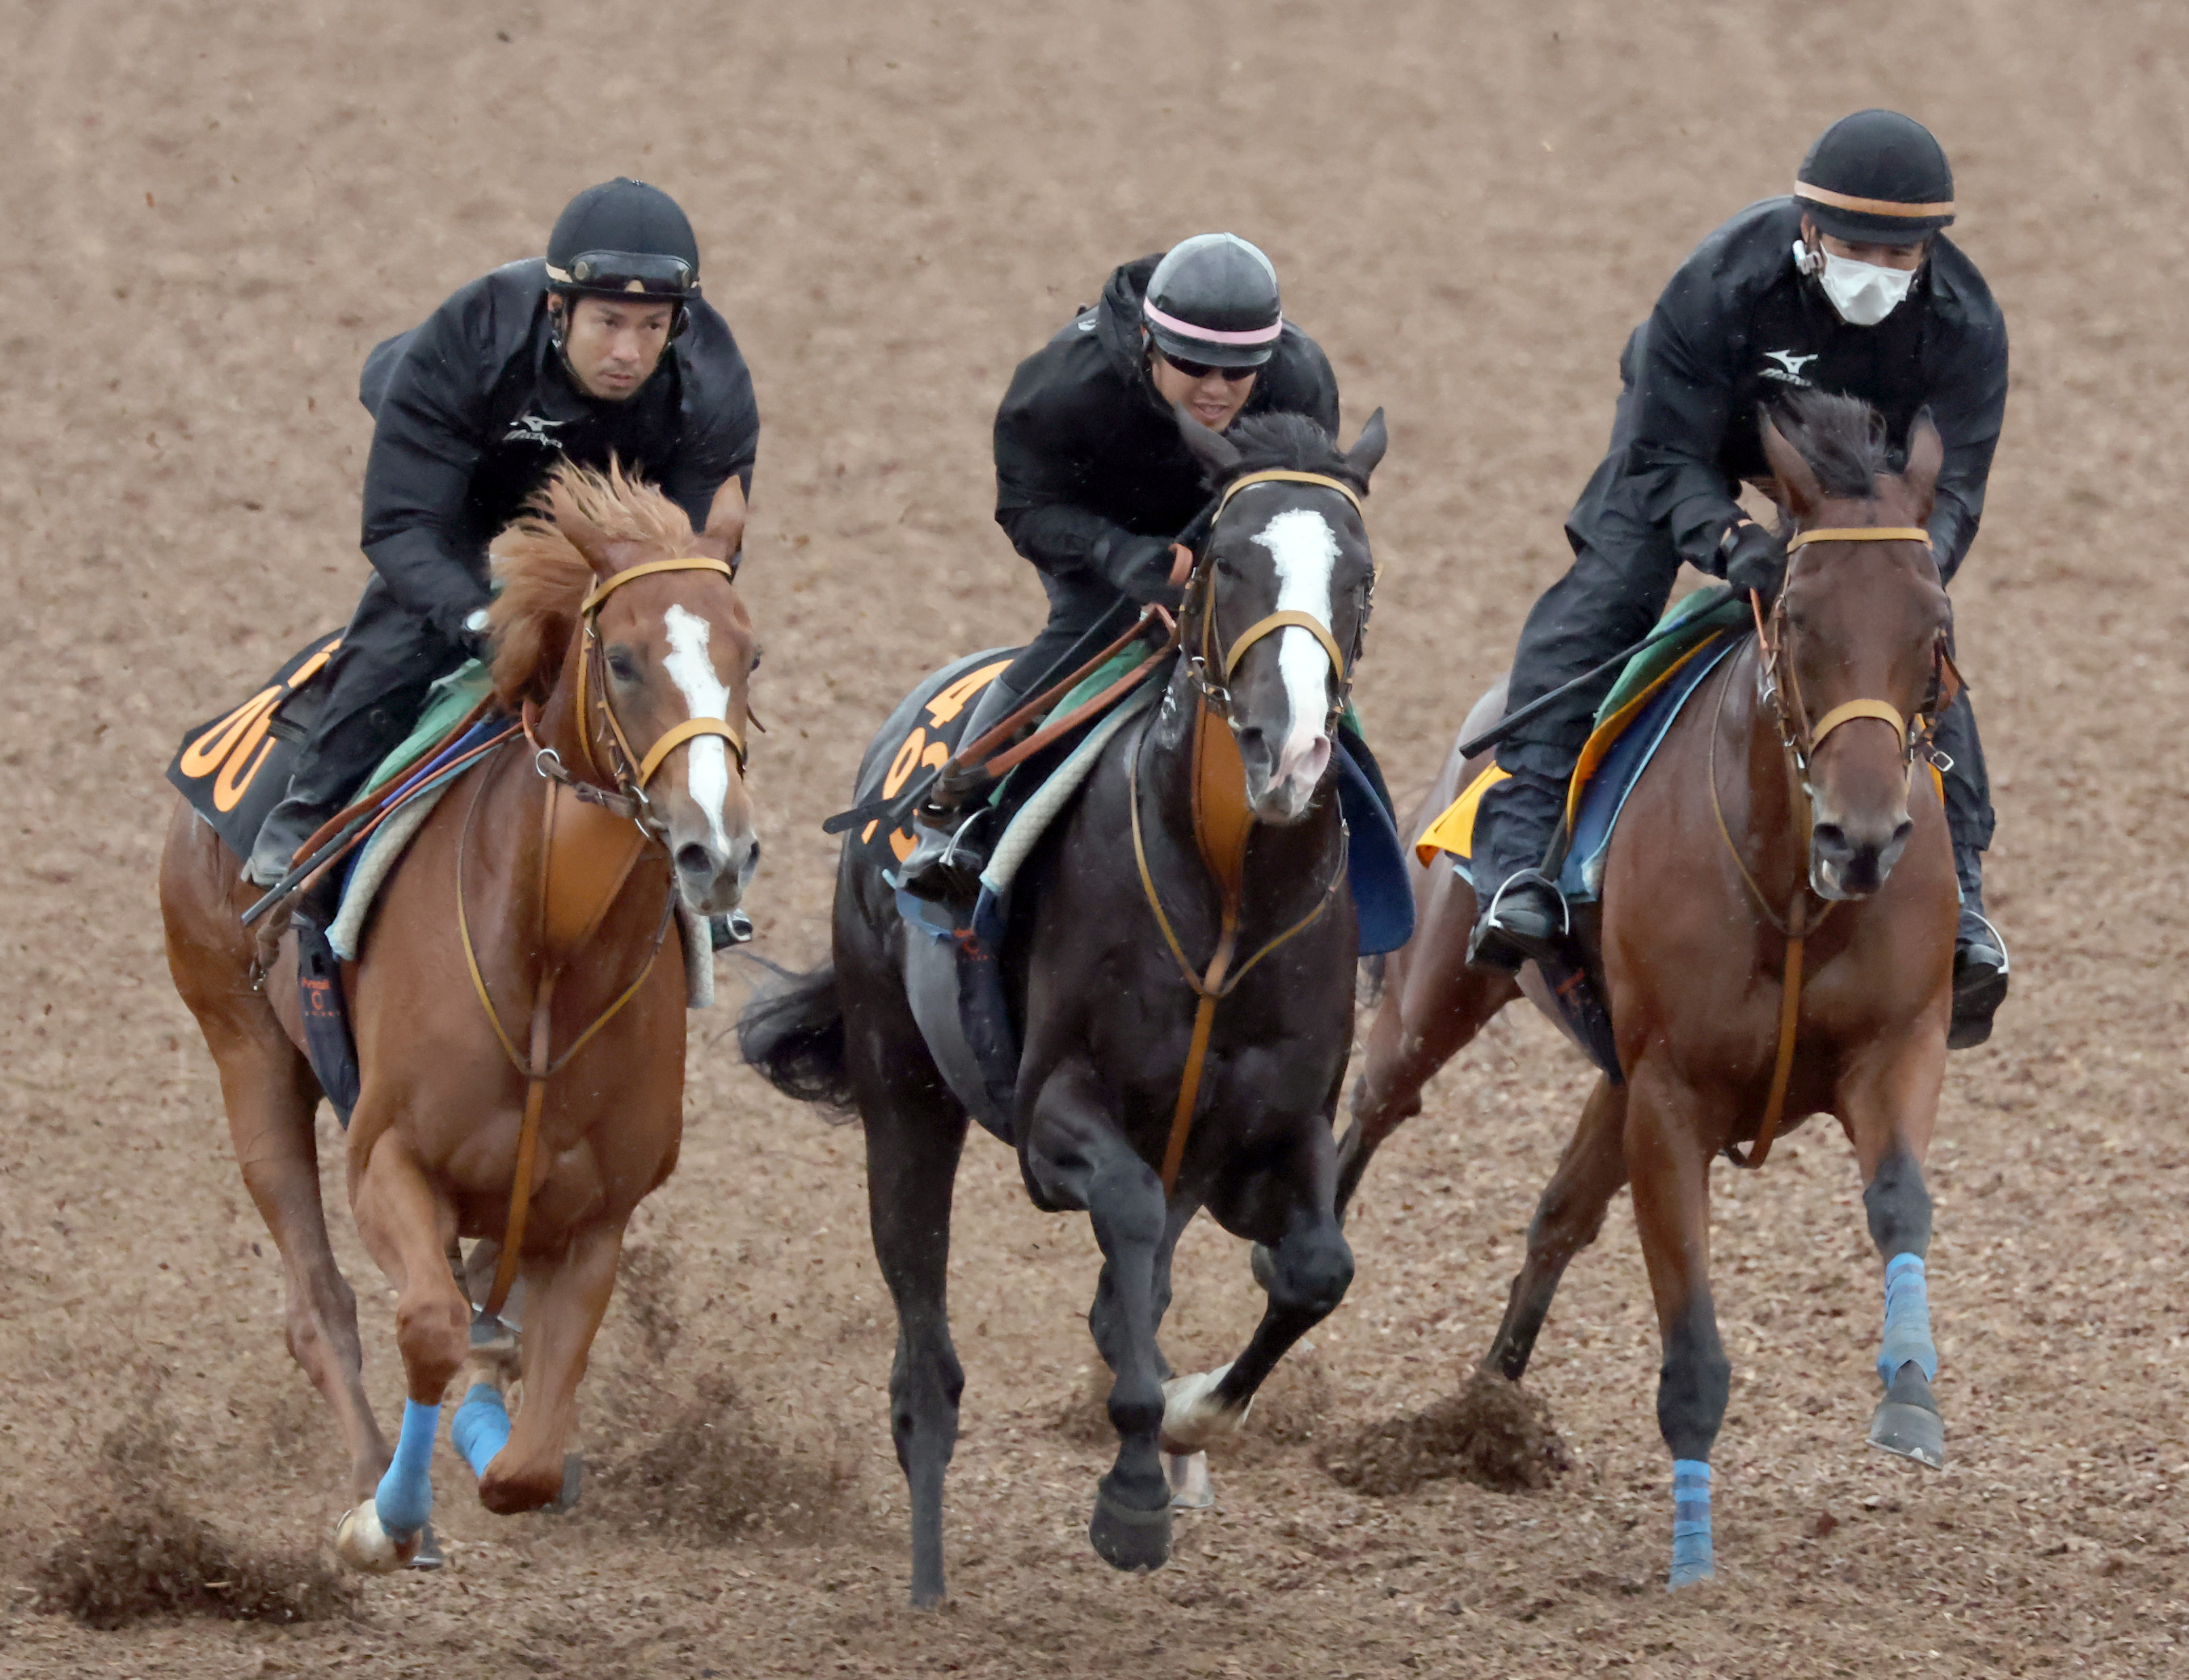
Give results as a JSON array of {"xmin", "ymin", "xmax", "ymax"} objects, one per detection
[
  {"xmin": 1877, "ymin": 1252, "xmax": 1938, "ymax": 1384},
  {"xmin": 452, "ymin": 1383, "xmax": 512, "ymax": 1479},
  {"xmin": 374, "ymin": 1398, "xmax": 441, "ymax": 1536},
  {"xmin": 1668, "ymin": 1459, "xmax": 1714, "ymax": 1588}
]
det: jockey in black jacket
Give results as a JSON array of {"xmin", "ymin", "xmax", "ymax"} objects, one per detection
[
  {"xmin": 244, "ymin": 178, "xmax": 758, "ymax": 891},
  {"xmin": 1468, "ymin": 110, "xmax": 2012, "ymax": 1049},
  {"xmin": 898, "ymin": 232, "xmax": 1342, "ymax": 898}
]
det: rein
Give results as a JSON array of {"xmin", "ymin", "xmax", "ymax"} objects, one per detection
[
  {"xmin": 1711, "ymin": 524, "xmax": 1958, "ymax": 1170},
  {"xmin": 1134, "ymin": 467, "xmax": 1364, "ymax": 1195},
  {"xmin": 465, "ymin": 554, "xmax": 748, "ymax": 1316}
]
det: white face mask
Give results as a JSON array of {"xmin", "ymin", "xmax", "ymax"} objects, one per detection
[{"xmin": 1794, "ymin": 238, "xmax": 1917, "ymax": 327}]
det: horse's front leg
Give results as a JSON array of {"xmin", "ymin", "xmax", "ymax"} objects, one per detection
[
  {"xmin": 1840, "ymin": 1029, "xmax": 1949, "ymax": 1469},
  {"xmin": 459, "ymin": 1221, "xmax": 623, "ymax": 1516},
  {"xmin": 1023, "ymin": 1064, "xmax": 1174, "ymax": 1572},
  {"xmin": 1173, "ymin": 1123, "xmax": 1353, "ymax": 1466},
  {"xmin": 1624, "ymin": 1061, "xmax": 1731, "ymax": 1591}
]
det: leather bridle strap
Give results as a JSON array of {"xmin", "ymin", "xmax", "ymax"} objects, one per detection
[
  {"xmin": 637, "ymin": 714, "xmax": 747, "ymax": 785},
  {"xmin": 576, "ymin": 556, "xmax": 744, "ymax": 792},
  {"xmin": 579, "ymin": 555, "xmax": 737, "ymax": 613},
  {"xmin": 1783, "ymin": 526, "xmax": 1931, "ymax": 552},
  {"xmin": 1215, "ymin": 468, "xmax": 1367, "ymax": 523},
  {"xmin": 1809, "ymin": 698, "xmax": 1906, "ymax": 751},
  {"xmin": 1220, "ymin": 610, "xmax": 1348, "ymax": 685}
]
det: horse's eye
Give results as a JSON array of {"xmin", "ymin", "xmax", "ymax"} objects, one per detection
[
  {"xmin": 750, "ymin": 645, "xmax": 764, "ymax": 676},
  {"xmin": 606, "ymin": 647, "xmax": 640, "ymax": 683}
]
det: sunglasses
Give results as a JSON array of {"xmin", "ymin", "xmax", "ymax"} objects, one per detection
[{"xmin": 1159, "ymin": 349, "xmax": 1257, "ymax": 383}]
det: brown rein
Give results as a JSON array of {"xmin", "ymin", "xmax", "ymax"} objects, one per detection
[
  {"xmin": 1133, "ymin": 469, "xmax": 1365, "ymax": 1195},
  {"xmin": 1711, "ymin": 525, "xmax": 1958, "ymax": 1170},
  {"xmin": 466, "ymin": 555, "xmax": 747, "ymax": 1317}
]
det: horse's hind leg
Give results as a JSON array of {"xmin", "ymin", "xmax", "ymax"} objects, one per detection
[
  {"xmin": 160, "ymin": 810, "xmax": 388, "ymax": 1503},
  {"xmin": 340, "ymin": 1129, "xmax": 469, "ymax": 1571},
  {"xmin": 1483, "ymin": 1074, "xmax": 1630, "ymax": 1381},
  {"xmin": 1337, "ymin": 863, "xmax": 1519, "ymax": 1219},
  {"xmin": 857, "ymin": 1025, "xmax": 971, "ymax": 1608},
  {"xmin": 466, "ymin": 1223, "xmax": 622, "ymax": 1515},
  {"xmin": 1840, "ymin": 1034, "xmax": 1948, "ymax": 1469}
]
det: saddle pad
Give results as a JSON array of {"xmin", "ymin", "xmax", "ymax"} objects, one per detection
[
  {"xmin": 168, "ymin": 631, "xmax": 345, "ymax": 861},
  {"xmin": 1416, "ymin": 631, "xmax": 1742, "ymax": 904},
  {"xmin": 847, "ymin": 647, "xmax": 1020, "ymax": 876},
  {"xmin": 1592, "ymin": 584, "xmax": 1747, "ymax": 726}
]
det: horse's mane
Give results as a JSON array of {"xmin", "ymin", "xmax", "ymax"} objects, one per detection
[
  {"xmin": 1215, "ymin": 412, "xmax": 1369, "ymax": 496},
  {"xmin": 1769, "ymin": 388, "xmax": 1891, "ymax": 500},
  {"xmin": 487, "ymin": 460, "xmax": 696, "ymax": 708}
]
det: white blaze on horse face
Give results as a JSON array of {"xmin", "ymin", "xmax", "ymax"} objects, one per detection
[
  {"xmin": 1248, "ymin": 506, "xmax": 1341, "ymax": 799},
  {"xmin": 661, "ymin": 604, "xmax": 734, "ymax": 856}
]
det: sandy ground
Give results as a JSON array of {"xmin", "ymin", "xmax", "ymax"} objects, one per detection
[{"xmin": 4, "ymin": 1, "xmax": 2189, "ymax": 1675}]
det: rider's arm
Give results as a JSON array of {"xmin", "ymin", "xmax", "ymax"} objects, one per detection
[
  {"xmin": 994, "ymin": 365, "xmax": 1176, "ymax": 604},
  {"xmin": 1919, "ymin": 305, "xmax": 2008, "ymax": 585},
  {"xmin": 1624, "ymin": 291, "xmax": 1746, "ymax": 574},
  {"xmin": 357, "ymin": 288, "xmax": 499, "ymax": 643},
  {"xmin": 658, "ymin": 305, "xmax": 761, "ymax": 538}
]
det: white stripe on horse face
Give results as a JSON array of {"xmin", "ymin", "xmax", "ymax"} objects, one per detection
[
  {"xmin": 1248, "ymin": 507, "xmax": 1340, "ymax": 787},
  {"xmin": 662, "ymin": 604, "xmax": 733, "ymax": 856}
]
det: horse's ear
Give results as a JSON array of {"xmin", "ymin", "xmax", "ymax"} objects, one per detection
[
  {"xmin": 1173, "ymin": 403, "xmax": 1243, "ymax": 476},
  {"xmin": 1900, "ymin": 408, "xmax": 1943, "ymax": 520},
  {"xmin": 1345, "ymin": 407, "xmax": 1388, "ymax": 483},
  {"xmin": 547, "ymin": 473, "xmax": 622, "ymax": 582},
  {"xmin": 1759, "ymin": 411, "xmax": 1825, "ymax": 519},
  {"xmin": 699, "ymin": 477, "xmax": 748, "ymax": 560}
]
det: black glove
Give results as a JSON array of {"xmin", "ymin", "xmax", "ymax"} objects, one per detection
[
  {"xmin": 1094, "ymin": 531, "xmax": 1186, "ymax": 611},
  {"xmin": 1719, "ymin": 519, "xmax": 1787, "ymax": 604}
]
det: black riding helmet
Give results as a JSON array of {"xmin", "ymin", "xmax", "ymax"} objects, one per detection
[
  {"xmin": 546, "ymin": 178, "xmax": 702, "ymax": 339},
  {"xmin": 1794, "ymin": 111, "xmax": 1955, "ymax": 247},
  {"xmin": 1142, "ymin": 232, "xmax": 1283, "ymax": 370}
]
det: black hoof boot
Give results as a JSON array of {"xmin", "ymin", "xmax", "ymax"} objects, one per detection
[
  {"xmin": 1088, "ymin": 1476, "xmax": 1173, "ymax": 1572},
  {"xmin": 1948, "ymin": 910, "xmax": 2009, "ymax": 1050},
  {"xmin": 1867, "ymin": 1361, "xmax": 1945, "ymax": 1469},
  {"xmin": 1466, "ymin": 870, "xmax": 1569, "ymax": 974}
]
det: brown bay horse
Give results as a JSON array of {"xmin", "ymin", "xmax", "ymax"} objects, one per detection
[
  {"xmin": 1342, "ymin": 394, "xmax": 1960, "ymax": 1588},
  {"xmin": 160, "ymin": 463, "xmax": 756, "ymax": 1569},
  {"xmin": 742, "ymin": 409, "xmax": 1387, "ymax": 1606}
]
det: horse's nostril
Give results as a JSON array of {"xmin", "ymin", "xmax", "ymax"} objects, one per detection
[
  {"xmin": 675, "ymin": 842, "xmax": 715, "ymax": 877},
  {"xmin": 1813, "ymin": 822, "xmax": 1848, "ymax": 857}
]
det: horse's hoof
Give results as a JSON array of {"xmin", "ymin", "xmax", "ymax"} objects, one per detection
[
  {"xmin": 1088, "ymin": 1483, "xmax": 1173, "ymax": 1572},
  {"xmin": 1249, "ymin": 1242, "xmax": 1276, "ymax": 1293},
  {"xmin": 1166, "ymin": 1451, "xmax": 1215, "ymax": 1510},
  {"xmin": 1868, "ymin": 1399, "xmax": 1945, "ymax": 1469},
  {"xmin": 1160, "ymin": 1365, "xmax": 1250, "ymax": 1454},
  {"xmin": 334, "ymin": 1500, "xmax": 420, "ymax": 1574},
  {"xmin": 542, "ymin": 1452, "xmax": 584, "ymax": 1514},
  {"xmin": 1665, "ymin": 1560, "xmax": 1717, "ymax": 1591},
  {"xmin": 406, "ymin": 1522, "xmax": 446, "ymax": 1571}
]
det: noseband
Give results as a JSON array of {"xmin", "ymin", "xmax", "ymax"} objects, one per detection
[
  {"xmin": 1182, "ymin": 469, "xmax": 1369, "ymax": 729},
  {"xmin": 524, "ymin": 555, "xmax": 751, "ymax": 837}
]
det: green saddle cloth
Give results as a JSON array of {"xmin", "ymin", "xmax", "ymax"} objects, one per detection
[
  {"xmin": 357, "ymin": 659, "xmax": 498, "ymax": 798},
  {"xmin": 1593, "ymin": 584, "xmax": 1749, "ymax": 726}
]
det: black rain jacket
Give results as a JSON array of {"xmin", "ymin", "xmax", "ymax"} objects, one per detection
[
  {"xmin": 993, "ymin": 255, "xmax": 1340, "ymax": 601},
  {"xmin": 1619, "ymin": 198, "xmax": 2007, "ymax": 583},
  {"xmin": 355, "ymin": 258, "xmax": 759, "ymax": 642}
]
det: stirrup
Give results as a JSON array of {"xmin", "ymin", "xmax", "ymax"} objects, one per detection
[
  {"xmin": 1948, "ymin": 911, "xmax": 2009, "ymax": 1051},
  {"xmin": 1466, "ymin": 868, "xmax": 1569, "ymax": 972},
  {"xmin": 895, "ymin": 807, "xmax": 990, "ymax": 904}
]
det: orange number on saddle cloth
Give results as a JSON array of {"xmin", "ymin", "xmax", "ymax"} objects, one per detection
[
  {"xmin": 859, "ymin": 660, "xmax": 1013, "ymax": 854},
  {"xmin": 176, "ymin": 635, "xmax": 344, "ymax": 812},
  {"xmin": 924, "ymin": 659, "xmax": 1013, "ymax": 727}
]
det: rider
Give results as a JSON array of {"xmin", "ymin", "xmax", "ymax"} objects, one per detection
[
  {"xmin": 898, "ymin": 232, "xmax": 1341, "ymax": 898},
  {"xmin": 244, "ymin": 177, "xmax": 758, "ymax": 894},
  {"xmin": 1466, "ymin": 109, "xmax": 2012, "ymax": 1049}
]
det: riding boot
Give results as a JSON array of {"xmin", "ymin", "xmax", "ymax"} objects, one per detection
[
  {"xmin": 1947, "ymin": 834, "xmax": 2008, "ymax": 1051},
  {"xmin": 896, "ymin": 674, "xmax": 1027, "ymax": 905},
  {"xmin": 1465, "ymin": 769, "xmax": 1572, "ymax": 973},
  {"xmin": 244, "ymin": 788, "xmax": 341, "ymax": 888}
]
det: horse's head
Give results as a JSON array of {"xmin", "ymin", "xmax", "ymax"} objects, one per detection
[
  {"xmin": 1176, "ymin": 407, "xmax": 1388, "ymax": 823},
  {"xmin": 1759, "ymin": 395, "xmax": 1952, "ymax": 901},
  {"xmin": 493, "ymin": 463, "xmax": 761, "ymax": 916}
]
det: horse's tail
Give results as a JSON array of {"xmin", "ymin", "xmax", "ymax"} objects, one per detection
[{"xmin": 736, "ymin": 959, "xmax": 857, "ymax": 1113}]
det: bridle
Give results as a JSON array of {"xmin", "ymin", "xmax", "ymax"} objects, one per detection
[
  {"xmin": 521, "ymin": 555, "xmax": 751, "ymax": 835},
  {"xmin": 1713, "ymin": 520, "xmax": 1961, "ymax": 1172},
  {"xmin": 1756, "ymin": 526, "xmax": 1961, "ymax": 789},
  {"xmin": 1180, "ymin": 469, "xmax": 1371, "ymax": 733}
]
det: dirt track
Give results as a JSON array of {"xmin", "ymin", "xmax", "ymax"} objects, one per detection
[{"xmin": 5, "ymin": 2, "xmax": 2189, "ymax": 1675}]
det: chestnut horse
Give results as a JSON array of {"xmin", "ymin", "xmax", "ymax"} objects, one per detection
[
  {"xmin": 1342, "ymin": 394, "xmax": 1960, "ymax": 1588},
  {"xmin": 160, "ymin": 463, "xmax": 756, "ymax": 1569}
]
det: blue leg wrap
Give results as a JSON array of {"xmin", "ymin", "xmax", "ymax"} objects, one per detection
[
  {"xmin": 1877, "ymin": 1252, "xmax": 1939, "ymax": 1384},
  {"xmin": 374, "ymin": 1398, "xmax": 441, "ymax": 1537},
  {"xmin": 1668, "ymin": 1459, "xmax": 1714, "ymax": 1589},
  {"xmin": 452, "ymin": 1383, "xmax": 512, "ymax": 1479}
]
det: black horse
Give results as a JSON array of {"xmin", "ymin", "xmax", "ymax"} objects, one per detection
[{"xmin": 741, "ymin": 408, "xmax": 1388, "ymax": 1606}]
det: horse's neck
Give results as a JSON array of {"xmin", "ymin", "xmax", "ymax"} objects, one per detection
[{"xmin": 1727, "ymin": 642, "xmax": 1812, "ymax": 905}]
